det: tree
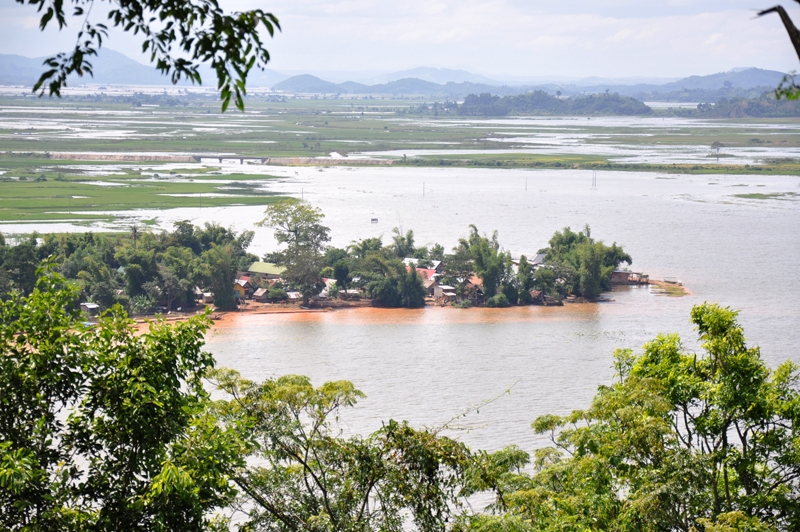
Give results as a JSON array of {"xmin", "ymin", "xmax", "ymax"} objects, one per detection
[
  {"xmin": 464, "ymin": 303, "xmax": 800, "ymax": 531},
  {"xmin": 259, "ymin": 200, "xmax": 331, "ymax": 258},
  {"xmin": 462, "ymin": 225, "xmax": 507, "ymax": 299},
  {"xmin": 200, "ymin": 244, "xmax": 237, "ymax": 311},
  {"xmin": 532, "ymin": 266, "xmax": 556, "ymax": 295},
  {"xmin": 348, "ymin": 237, "xmax": 384, "ymax": 261},
  {"xmin": 332, "ymin": 259, "xmax": 350, "ymax": 290},
  {"xmin": 259, "ymin": 200, "xmax": 331, "ymax": 306},
  {"xmin": 442, "ymin": 246, "xmax": 474, "ymax": 289},
  {"xmin": 282, "ymin": 248, "xmax": 327, "ymax": 306},
  {"xmin": 391, "ymin": 227, "xmax": 416, "ymax": 258},
  {"xmin": 543, "ymin": 225, "xmax": 631, "ymax": 299},
  {"xmin": 19, "ymin": 0, "xmax": 280, "ymax": 111},
  {"xmin": 209, "ymin": 369, "xmax": 470, "ymax": 532},
  {"xmin": 2, "ymin": 241, "xmax": 39, "ymax": 295},
  {"xmin": 759, "ymin": 3, "xmax": 800, "ymax": 100},
  {"xmin": 75, "ymin": 255, "xmax": 118, "ymax": 308},
  {"xmin": 397, "ymin": 266, "xmax": 426, "ymax": 308},
  {"xmin": 0, "ymin": 263, "xmax": 243, "ymax": 530},
  {"xmin": 516, "ymin": 255, "xmax": 535, "ymax": 304},
  {"xmin": 158, "ymin": 264, "xmax": 190, "ymax": 311}
]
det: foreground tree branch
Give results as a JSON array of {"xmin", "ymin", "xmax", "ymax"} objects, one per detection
[{"xmin": 16, "ymin": 0, "xmax": 280, "ymax": 111}]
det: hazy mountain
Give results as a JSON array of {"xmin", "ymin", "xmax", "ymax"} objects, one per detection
[
  {"xmin": 0, "ymin": 49, "xmax": 289, "ymax": 88},
  {"xmin": 241, "ymin": 69, "xmax": 290, "ymax": 87},
  {"xmin": 337, "ymin": 81, "xmax": 371, "ymax": 93},
  {"xmin": 0, "ymin": 54, "xmax": 45, "ymax": 86},
  {"xmin": 369, "ymin": 78, "xmax": 444, "ymax": 95},
  {"xmin": 272, "ymin": 74, "xmax": 342, "ymax": 93},
  {"xmin": 361, "ymin": 67, "xmax": 498, "ymax": 85},
  {"xmin": 548, "ymin": 68, "xmax": 786, "ymax": 102},
  {"xmin": 0, "ymin": 49, "xmax": 787, "ymax": 104},
  {"xmin": 657, "ymin": 68, "xmax": 784, "ymax": 91},
  {"xmin": 574, "ymin": 75, "xmax": 679, "ymax": 86}
]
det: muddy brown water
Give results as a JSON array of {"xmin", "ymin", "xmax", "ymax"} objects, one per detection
[{"xmin": 203, "ymin": 165, "xmax": 800, "ymax": 453}]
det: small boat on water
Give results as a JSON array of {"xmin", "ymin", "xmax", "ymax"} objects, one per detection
[{"xmin": 370, "ymin": 218, "xmax": 378, "ymax": 223}]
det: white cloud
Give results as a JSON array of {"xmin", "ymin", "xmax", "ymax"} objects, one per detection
[{"xmin": 1, "ymin": 0, "xmax": 797, "ymax": 77}]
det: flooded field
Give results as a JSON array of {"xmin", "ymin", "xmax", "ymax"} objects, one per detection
[
  {"xmin": 2, "ymin": 100, "xmax": 799, "ymax": 455},
  {"xmin": 195, "ymin": 165, "xmax": 799, "ymax": 452}
]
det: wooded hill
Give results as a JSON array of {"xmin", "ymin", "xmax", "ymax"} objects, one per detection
[{"xmin": 457, "ymin": 91, "xmax": 653, "ymax": 116}]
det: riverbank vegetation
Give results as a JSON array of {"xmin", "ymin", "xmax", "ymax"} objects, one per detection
[
  {"xmin": 257, "ymin": 201, "xmax": 632, "ymax": 308},
  {"xmin": 0, "ymin": 222, "xmax": 258, "ymax": 314},
  {"xmin": 3, "ymin": 270, "xmax": 797, "ymax": 530},
  {"xmin": 0, "ymin": 202, "xmax": 631, "ymax": 313}
]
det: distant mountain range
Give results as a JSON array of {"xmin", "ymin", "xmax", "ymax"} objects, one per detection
[
  {"xmin": 271, "ymin": 68, "xmax": 785, "ymax": 100},
  {"xmin": 0, "ymin": 49, "xmax": 288, "ymax": 88},
  {"xmin": 357, "ymin": 67, "xmax": 498, "ymax": 85},
  {"xmin": 0, "ymin": 49, "xmax": 787, "ymax": 102}
]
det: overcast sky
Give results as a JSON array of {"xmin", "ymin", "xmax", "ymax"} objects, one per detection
[{"xmin": 1, "ymin": 0, "xmax": 798, "ymax": 79}]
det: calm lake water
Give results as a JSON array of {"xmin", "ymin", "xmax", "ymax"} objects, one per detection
[{"xmin": 203, "ymin": 165, "xmax": 800, "ymax": 453}]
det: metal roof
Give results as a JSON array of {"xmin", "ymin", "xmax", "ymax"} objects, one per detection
[{"xmin": 248, "ymin": 262, "xmax": 286, "ymax": 275}]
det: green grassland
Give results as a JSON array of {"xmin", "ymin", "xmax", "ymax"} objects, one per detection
[
  {"xmin": 0, "ymin": 166, "xmax": 283, "ymax": 222},
  {"xmin": 733, "ymin": 191, "xmax": 800, "ymax": 200}
]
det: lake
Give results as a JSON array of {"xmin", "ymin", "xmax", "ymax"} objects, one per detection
[{"xmin": 202, "ymin": 165, "xmax": 800, "ymax": 453}]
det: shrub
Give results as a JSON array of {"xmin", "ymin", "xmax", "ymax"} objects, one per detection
[
  {"xmin": 268, "ymin": 288, "xmax": 288, "ymax": 302},
  {"xmin": 485, "ymin": 294, "xmax": 510, "ymax": 308}
]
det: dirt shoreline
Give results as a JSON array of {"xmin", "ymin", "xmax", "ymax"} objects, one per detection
[{"xmin": 131, "ymin": 280, "xmax": 688, "ymax": 332}]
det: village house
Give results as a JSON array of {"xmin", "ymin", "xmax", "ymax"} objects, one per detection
[
  {"xmin": 233, "ymin": 279, "xmax": 252, "ymax": 299},
  {"xmin": 528, "ymin": 289, "xmax": 545, "ymax": 304},
  {"xmin": 611, "ymin": 270, "xmax": 630, "ymax": 284},
  {"xmin": 80, "ymin": 302, "xmax": 100, "ymax": 317},
  {"xmin": 402, "ymin": 258, "xmax": 443, "ymax": 275},
  {"xmin": 433, "ymin": 284, "xmax": 457, "ymax": 299},
  {"xmin": 424, "ymin": 278, "xmax": 439, "ymax": 297},
  {"xmin": 253, "ymin": 287, "xmax": 270, "ymax": 303},
  {"xmin": 286, "ymin": 291, "xmax": 302, "ymax": 302},
  {"xmin": 531, "ymin": 252, "xmax": 547, "ymax": 265}
]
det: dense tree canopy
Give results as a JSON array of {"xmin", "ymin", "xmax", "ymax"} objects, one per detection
[
  {"xmin": 459, "ymin": 303, "xmax": 800, "ymax": 532},
  {"xmin": 210, "ymin": 369, "xmax": 469, "ymax": 531},
  {"xmin": 542, "ymin": 225, "xmax": 632, "ymax": 299},
  {"xmin": 458, "ymin": 91, "xmax": 652, "ymax": 116},
  {"xmin": 0, "ymin": 222, "xmax": 256, "ymax": 314},
  {"xmin": 0, "ymin": 265, "xmax": 243, "ymax": 530}
]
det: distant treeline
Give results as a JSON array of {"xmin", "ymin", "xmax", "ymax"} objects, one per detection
[
  {"xmin": 455, "ymin": 90, "xmax": 800, "ymax": 118},
  {"xmin": 689, "ymin": 94, "xmax": 800, "ymax": 118},
  {"xmin": 457, "ymin": 91, "xmax": 653, "ymax": 116},
  {"xmin": 629, "ymin": 86, "xmax": 774, "ymax": 103}
]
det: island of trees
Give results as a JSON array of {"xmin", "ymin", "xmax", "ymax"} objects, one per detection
[
  {"xmin": 457, "ymin": 91, "xmax": 653, "ymax": 116},
  {"xmin": 0, "ymin": 201, "xmax": 633, "ymax": 314},
  {"xmin": 453, "ymin": 90, "xmax": 800, "ymax": 118}
]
